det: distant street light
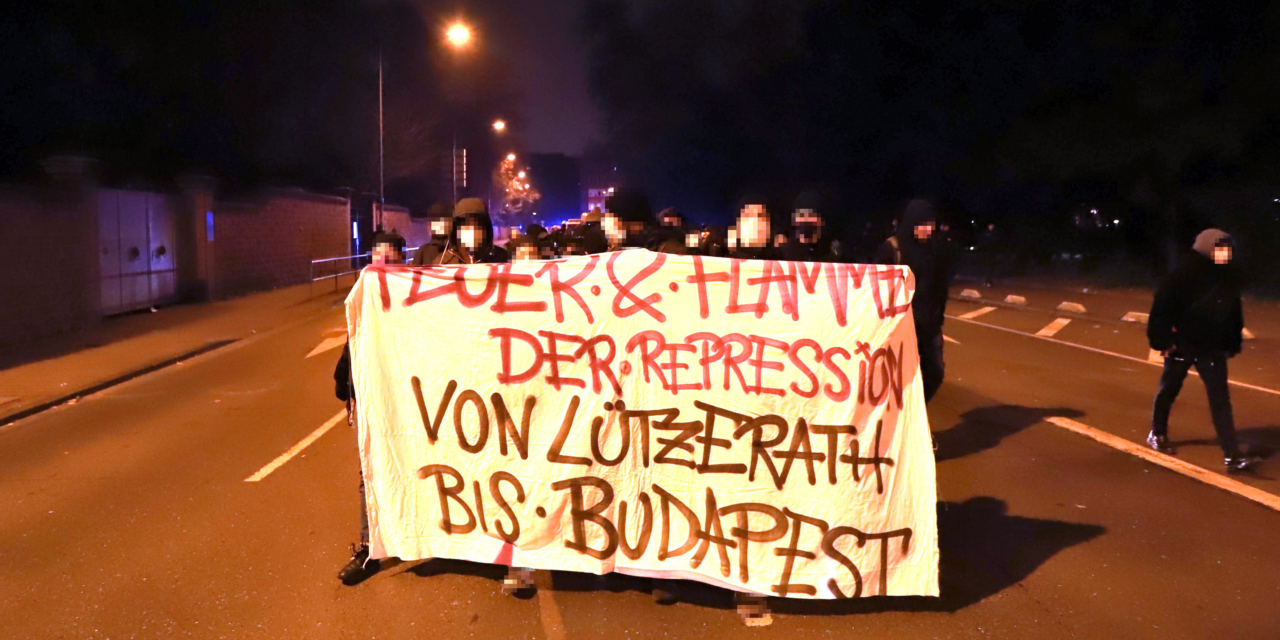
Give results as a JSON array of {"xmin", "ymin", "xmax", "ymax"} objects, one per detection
[
  {"xmin": 507, "ymin": 153, "xmax": 517, "ymax": 161},
  {"xmin": 517, "ymin": 171, "xmax": 526, "ymax": 179},
  {"xmin": 492, "ymin": 120, "xmax": 506, "ymax": 132},
  {"xmin": 446, "ymin": 23, "xmax": 472, "ymax": 48}
]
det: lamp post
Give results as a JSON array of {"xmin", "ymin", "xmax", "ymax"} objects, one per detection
[
  {"xmin": 488, "ymin": 121, "xmax": 508, "ymax": 214},
  {"xmin": 446, "ymin": 21, "xmax": 473, "ymax": 205}
]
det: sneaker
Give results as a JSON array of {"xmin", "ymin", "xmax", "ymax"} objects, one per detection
[
  {"xmin": 338, "ymin": 544, "xmax": 381, "ymax": 586},
  {"xmin": 734, "ymin": 593, "xmax": 772, "ymax": 627},
  {"xmin": 1146, "ymin": 432, "xmax": 1176, "ymax": 455},
  {"xmin": 501, "ymin": 567, "xmax": 535, "ymax": 596},
  {"xmin": 1225, "ymin": 455, "xmax": 1261, "ymax": 474}
]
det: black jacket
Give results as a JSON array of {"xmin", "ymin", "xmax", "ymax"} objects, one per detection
[
  {"xmin": 410, "ymin": 237, "xmax": 448, "ymax": 266},
  {"xmin": 334, "ymin": 343, "xmax": 352, "ymax": 402},
  {"xmin": 1148, "ymin": 253, "xmax": 1244, "ymax": 355},
  {"xmin": 875, "ymin": 200, "xmax": 954, "ymax": 336}
]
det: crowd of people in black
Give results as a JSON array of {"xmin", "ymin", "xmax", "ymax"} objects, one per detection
[
  {"xmin": 334, "ymin": 193, "xmax": 958, "ymax": 622},
  {"xmin": 334, "ymin": 192, "xmax": 1258, "ymax": 624}
]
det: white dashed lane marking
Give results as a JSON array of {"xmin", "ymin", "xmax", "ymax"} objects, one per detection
[
  {"xmin": 1046, "ymin": 417, "xmax": 1280, "ymax": 513},
  {"xmin": 245, "ymin": 410, "xmax": 346, "ymax": 482},
  {"xmin": 948, "ymin": 314, "xmax": 1280, "ymax": 398},
  {"xmin": 1035, "ymin": 317, "xmax": 1072, "ymax": 338},
  {"xmin": 958, "ymin": 306, "xmax": 997, "ymax": 320},
  {"xmin": 306, "ymin": 335, "xmax": 347, "ymax": 359}
]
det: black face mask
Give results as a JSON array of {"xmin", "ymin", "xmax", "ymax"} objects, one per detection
[{"xmin": 795, "ymin": 223, "xmax": 821, "ymax": 244}]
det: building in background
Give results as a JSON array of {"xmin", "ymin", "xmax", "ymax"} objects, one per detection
[{"xmin": 580, "ymin": 153, "xmax": 620, "ymax": 217}]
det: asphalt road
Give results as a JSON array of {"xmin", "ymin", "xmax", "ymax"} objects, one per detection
[{"xmin": 2, "ymin": 296, "xmax": 1279, "ymax": 639}]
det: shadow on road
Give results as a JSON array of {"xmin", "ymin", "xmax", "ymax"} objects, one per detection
[
  {"xmin": 403, "ymin": 557, "xmax": 508, "ymax": 584},
  {"xmin": 776, "ymin": 497, "xmax": 1106, "ymax": 615},
  {"xmin": 934, "ymin": 405, "xmax": 1085, "ymax": 463},
  {"xmin": 1170, "ymin": 425, "xmax": 1280, "ymax": 461}
]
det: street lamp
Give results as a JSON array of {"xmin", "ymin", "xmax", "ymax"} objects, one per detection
[
  {"xmin": 446, "ymin": 22, "xmax": 472, "ymax": 48},
  {"xmin": 507, "ymin": 153, "xmax": 517, "ymax": 162},
  {"xmin": 492, "ymin": 119, "xmax": 506, "ymax": 132}
]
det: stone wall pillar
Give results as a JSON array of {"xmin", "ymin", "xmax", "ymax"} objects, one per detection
[{"xmin": 176, "ymin": 175, "xmax": 217, "ymax": 301}]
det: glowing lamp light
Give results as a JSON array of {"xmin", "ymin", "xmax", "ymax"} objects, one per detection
[
  {"xmin": 446, "ymin": 23, "xmax": 472, "ymax": 48},
  {"xmin": 492, "ymin": 120, "xmax": 506, "ymax": 132},
  {"xmin": 517, "ymin": 171, "xmax": 526, "ymax": 179},
  {"xmin": 507, "ymin": 153, "xmax": 517, "ymax": 161}
]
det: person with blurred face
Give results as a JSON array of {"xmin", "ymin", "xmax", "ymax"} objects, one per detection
[
  {"xmin": 1147, "ymin": 229, "xmax": 1258, "ymax": 473},
  {"xmin": 601, "ymin": 211, "xmax": 626, "ymax": 250},
  {"xmin": 875, "ymin": 199, "xmax": 954, "ymax": 403},
  {"xmin": 444, "ymin": 198, "xmax": 509, "ymax": 264},
  {"xmin": 509, "ymin": 236, "xmax": 545, "ymax": 262},
  {"xmin": 793, "ymin": 209, "xmax": 823, "ymax": 245},
  {"xmin": 659, "ymin": 209, "xmax": 685, "ymax": 229},
  {"xmin": 647, "ymin": 207, "xmax": 690, "ymax": 255},
  {"xmin": 411, "ymin": 204, "xmax": 454, "ymax": 266},
  {"xmin": 732, "ymin": 200, "xmax": 778, "ymax": 261},
  {"xmin": 739, "ymin": 204, "xmax": 770, "ymax": 248},
  {"xmin": 370, "ymin": 229, "xmax": 405, "ymax": 266},
  {"xmin": 786, "ymin": 191, "xmax": 837, "ymax": 262}
]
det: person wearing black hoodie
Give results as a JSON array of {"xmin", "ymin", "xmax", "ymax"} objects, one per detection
[
  {"xmin": 447, "ymin": 198, "xmax": 510, "ymax": 264},
  {"xmin": 785, "ymin": 191, "xmax": 845, "ymax": 263},
  {"xmin": 1147, "ymin": 229, "xmax": 1259, "ymax": 473},
  {"xmin": 875, "ymin": 199, "xmax": 954, "ymax": 403},
  {"xmin": 647, "ymin": 207, "xmax": 690, "ymax": 255}
]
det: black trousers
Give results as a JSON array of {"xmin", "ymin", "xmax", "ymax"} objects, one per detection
[
  {"xmin": 919, "ymin": 331, "xmax": 944, "ymax": 403},
  {"xmin": 349, "ymin": 400, "xmax": 370, "ymax": 546},
  {"xmin": 359, "ymin": 472, "xmax": 370, "ymax": 545},
  {"xmin": 1152, "ymin": 350, "xmax": 1241, "ymax": 457}
]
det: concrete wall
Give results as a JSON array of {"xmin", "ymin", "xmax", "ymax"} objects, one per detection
[
  {"xmin": 0, "ymin": 159, "xmax": 360, "ymax": 347},
  {"xmin": 0, "ymin": 183, "xmax": 100, "ymax": 349},
  {"xmin": 209, "ymin": 190, "xmax": 351, "ymax": 299}
]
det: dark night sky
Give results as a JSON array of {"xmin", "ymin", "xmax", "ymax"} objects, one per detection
[{"xmin": 446, "ymin": 0, "xmax": 603, "ymax": 155}]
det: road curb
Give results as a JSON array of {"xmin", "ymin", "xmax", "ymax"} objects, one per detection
[
  {"xmin": 0, "ymin": 339, "xmax": 237, "ymax": 428},
  {"xmin": 0, "ymin": 298, "xmax": 348, "ymax": 431}
]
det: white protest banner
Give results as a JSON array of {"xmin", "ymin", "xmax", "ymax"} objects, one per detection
[{"xmin": 346, "ymin": 249, "xmax": 938, "ymax": 599}]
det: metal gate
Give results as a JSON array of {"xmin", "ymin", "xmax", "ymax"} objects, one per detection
[{"xmin": 98, "ymin": 189, "xmax": 178, "ymax": 315}]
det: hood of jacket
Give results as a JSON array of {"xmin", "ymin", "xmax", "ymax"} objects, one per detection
[
  {"xmin": 449, "ymin": 198, "xmax": 496, "ymax": 255},
  {"xmin": 896, "ymin": 199, "xmax": 938, "ymax": 245},
  {"xmin": 1192, "ymin": 228, "xmax": 1232, "ymax": 258}
]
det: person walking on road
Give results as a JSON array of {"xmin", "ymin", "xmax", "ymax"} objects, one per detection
[
  {"xmin": 977, "ymin": 222, "xmax": 1001, "ymax": 287},
  {"xmin": 336, "ymin": 230, "xmax": 404, "ymax": 586},
  {"xmin": 1147, "ymin": 228, "xmax": 1260, "ymax": 473},
  {"xmin": 875, "ymin": 198, "xmax": 954, "ymax": 403}
]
